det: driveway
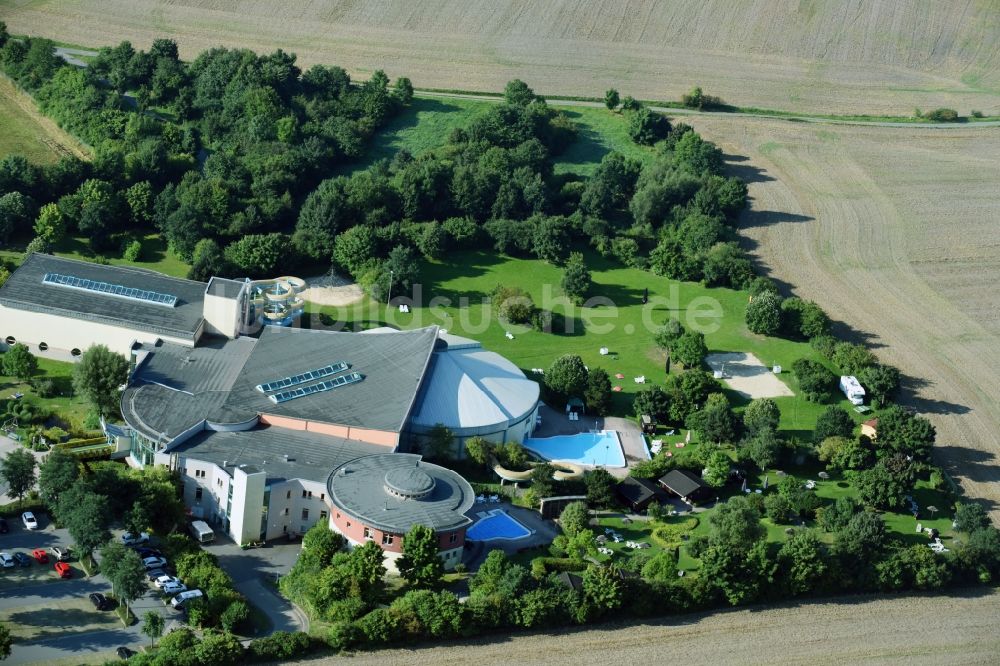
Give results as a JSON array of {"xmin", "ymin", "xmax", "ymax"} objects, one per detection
[
  {"xmin": 204, "ymin": 536, "xmax": 308, "ymax": 636},
  {"xmin": 1, "ymin": 520, "xmax": 171, "ymax": 665}
]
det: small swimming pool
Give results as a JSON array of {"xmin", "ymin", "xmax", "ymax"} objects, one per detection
[
  {"xmin": 467, "ymin": 510, "xmax": 531, "ymax": 541},
  {"xmin": 524, "ymin": 430, "xmax": 626, "ymax": 467}
]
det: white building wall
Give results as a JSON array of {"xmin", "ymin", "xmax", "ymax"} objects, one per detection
[
  {"xmin": 263, "ymin": 478, "xmax": 332, "ymax": 540},
  {"xmin": 202, "ymin": 291, "xmax": 241, "ymax": 339},
  {"xmin": 230, "ymin": 466, "xmax": 266, "ymax": 545},
  {"xmin": 0, "ymin": 303, "xmax": 196, "ymax": 357}
]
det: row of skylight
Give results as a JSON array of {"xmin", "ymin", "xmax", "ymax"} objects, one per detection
[
  {"xmin": 42, "ymin": 272, "xmax": 178, "ymax": 307},
  {"xmin": 255, "ymin": 362, "xmax": 350, "ymax": 393},
  {"xmin": 268, "ymin": 372, "xmax": 363, "ymax": 404}
]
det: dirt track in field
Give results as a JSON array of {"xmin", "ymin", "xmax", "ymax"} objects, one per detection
[
  {"xmin": 2, "ymin": 0, "xmax": 999, "ymax": 116},
  {"xmin": 682, "ymin": 115, "xmax": 1000, "ymax": 519},
  {"xmin": 301, "ymin": 589, "xmax": 1000, "ymax": 665}
]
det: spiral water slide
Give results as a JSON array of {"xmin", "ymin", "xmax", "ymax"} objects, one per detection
[{"xmin": 251, "ymin": 276, "xmax": 306, "ymax": 326}]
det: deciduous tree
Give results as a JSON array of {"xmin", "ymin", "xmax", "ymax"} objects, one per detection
[
  {"xmin": 0, "ymin": 449, "xmax": 36, "ymax": 506},
  {"xmin": 71, "ymin": 345, "xmax": 128, "ymax": 417},
  {"xmin": 397, "ymin": 524, "xmax": 444, "ymax": 589}
]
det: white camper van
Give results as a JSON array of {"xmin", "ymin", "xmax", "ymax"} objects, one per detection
[
  {"xmin": 189, "ymin": 520, "xmax": 214, "ymax": 543},
  {"xmin": 839, "ymin": 375, "xmax": 866, "ymax": 406}
]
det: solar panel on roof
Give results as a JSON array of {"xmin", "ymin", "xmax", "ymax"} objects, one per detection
[
  {"xmin": 255, "ymin": 362, "xmax": 350, "ymax": 393},
  {"xmin": 268, "ymin": 372, "xmax": 363, "ymax": 404},
  {"xmin": 41, "ymin": 272, "xmax": 178, "ymax": 308}
]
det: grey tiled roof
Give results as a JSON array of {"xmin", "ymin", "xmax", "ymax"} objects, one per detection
[
  {"xmin": 172, "ymin": 427, "xmax": 383, "ymax": 484},
  {"xmin": 0, "ymin": 253, "xmax": 206, "ymax": 339},
  {"xmin": 327, "ymin": 453, "xmax": 474, "ymax": 533}
]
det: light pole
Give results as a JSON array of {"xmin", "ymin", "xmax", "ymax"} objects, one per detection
[{"xmin": 386, "ymin": 269, "xmax": 394, "ymax": 306}]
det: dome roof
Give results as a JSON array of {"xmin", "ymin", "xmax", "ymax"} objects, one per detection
[{"xmin": 411, "ymin": 342, "xmax": 539, "ymax": 433}]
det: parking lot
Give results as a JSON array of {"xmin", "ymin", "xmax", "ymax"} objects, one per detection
[{"xmin": 0, "ymin": 514, "xmax": 172, "ymax": 665}]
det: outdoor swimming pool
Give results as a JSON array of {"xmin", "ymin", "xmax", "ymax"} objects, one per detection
[
  {"xmin": 524, "ymin": 430, "xmax": 626, "ymax": 467},
  {"xmin": 467, "ymin": 509, "xmax": 531, "ymax": 541}
]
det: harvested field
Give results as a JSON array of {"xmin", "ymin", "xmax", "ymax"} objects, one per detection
[
  {"xmin": 0, "ymin": 74, "xmax": 89, "ymax": 163},
  {"xmin": 683, "ymin": 114, "xmax": 1000, "ymax": 519},
  {"xmin": 706, "ymin": 352, "xmax": 793, "ymax": 400},
  {"xmin": 2, "ymin": 0, "xmax": 999, "ymax": 116},
  {"xmin": 300, "ymin": 589, "xmax": 1000, "ymax": 665}
]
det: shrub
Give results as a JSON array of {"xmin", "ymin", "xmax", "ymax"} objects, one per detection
[
  {"xmin": 922, "ymin": 108, "xmax": 959, "ymax": 122},
  {"xmin": 746, "ymin": 291, "xmax": 782, "ymax": 335},
  {"xmin": 122, "ymin": 239, "xmax": 142, "ymax": 262},
  {"xmin": 247, "ymin": 631, "xmax": 313, "ymax": 662},
  {"xmin": 492, "ymin": 285, "xmax": 535, "ymax": 325}
]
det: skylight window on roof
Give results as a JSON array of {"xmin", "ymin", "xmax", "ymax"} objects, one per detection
[
  {"xmin": 255, "ymin": 362, "xmax": 350, "ymax": 393},
  {"xmin": 41, "ymin": 272, "xmax": 178, "ymax": 307},
  {"xmin": 268, "ymin": 372, "xmax": 363, "ymax": 404}
]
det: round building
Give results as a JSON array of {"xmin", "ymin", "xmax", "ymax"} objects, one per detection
[{"xmin": 326, "ymin": 453, "xmax": 475, "ymax": 570}]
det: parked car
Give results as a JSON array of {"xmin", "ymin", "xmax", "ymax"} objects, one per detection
[
  {"xmin": 0, "ymin": 518, "xmax": 7, "ymax": 533},
  {"xmin": 162, "ymin": 581, "xmax": 187, "ymax": 595},
  {"xmin": 116, "ymin": 646, "xmax": 136, "ymax": 660},
  {"xmin": 170, "ymin": 589, "xmax": 203, "ymax": 608},
  {"xmin": 121, "ymin": 532, "xmax": 150, "ymax": 546},
  {"xmin": 146, "ymin": 569, "xmax": 168, "ymax": 582},
  {"xmin": 54, "ymin": 562, "xmax": 72, "ymax": 578},
  {"xmin": 0, "ymin": 552, "xmax": 14, "ymax": 568},
  {"xmin": 154, "ymin": 574, "xmax": 182, "ymax": 589},
  {"xmin": 134, "ymin": 548, "xmax": 163, "ymax": 559},
  {"xmin": 89, "ymin": 592, "xmax": 115, "ymax": 611},
  {"xmin": 32, "ymin": 548, "xmax": 49, "ymax": 564},
  {"xmin": 12, "ymin": 552, "xmax": 31, "ymax": 567},
  {"xmin": 142, "ymin": 556, "xmax": 168, "ymax": 570},
  {"xmin": 21, "ymin": 511, "xmax": 38, "ymax": 530},
  {"xmin": 50, "ymin": 546, "xmax": 71, "ymax": 562}
]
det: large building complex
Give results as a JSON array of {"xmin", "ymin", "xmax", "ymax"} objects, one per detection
[{"xmin": 0, "ymin": 254, "xmax": 539, "ymax": 568}]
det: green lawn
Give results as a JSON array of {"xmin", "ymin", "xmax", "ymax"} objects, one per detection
[
  {"xmin": 0, "ymin": 354, "xmax": 91, "ymax": 433},
  {"xmin": 1, "ymin": 232, "xmax": 191, "ymax": 279},
  {"xmin": 338, "ymin": 94, "xmax": 654, "ymax": 178},
  {"xmin": 306, "ymin": 248, "xmax": 856, "ymax": 427},
  {"xmin": 0, "ymin": 595, "xmax": 118, "ymax": 641}
]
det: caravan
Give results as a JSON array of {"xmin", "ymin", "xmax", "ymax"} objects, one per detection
[{"xmin": 839, "ymin": 376, "xmax": 866, "ymax": 406}]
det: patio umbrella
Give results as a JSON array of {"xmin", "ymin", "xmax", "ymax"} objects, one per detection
[{"xmin": 927, "ymin": 506, "xmax": 939, "ymax": 518}]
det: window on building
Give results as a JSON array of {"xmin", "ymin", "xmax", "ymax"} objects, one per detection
[
  {"xmin": 381, "ymin": 533, "xmax": 394, "ymax": 546},
  {"xmin": 283, "ymin": 508, "xmax": 289, "ymax": 516},
  {"xmin": 302, "ymin": 490, "xmax": 307, "ymax": 498},
  {"xmin": 364, "ymin": 527, "xmax": 373, "ymax": 540},
  {"xmin": 195, "ymin": 488, "xmax": 202, "ymax": 501},
  {"xmin": 320, "ymin": 511, "xmax": 328, "ymax": 520},
  {"xmin": 346, "ymin": 521, "xmax": 351, "ymax": 528},
  {"xmin": 320, "ymin": 493, "xmax": 325, "ymax": 501},
  {"xmin": 286, "ymin": 490, "xmax": 291, "ymax": 499},
  {"xmin": 301, "ymin": 508, "xmax": 309, "ymax": 521},
  {"xmin": 449, "ymin": 533, "xmax": 458, "ymax": 544}
]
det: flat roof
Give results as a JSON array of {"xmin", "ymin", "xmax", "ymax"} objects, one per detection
[
  {"xmin": 172, "ymin": 426, "xmax": 382, "ymax": 484},
  {"xmin": 327, "ymin": 453, "xmax": 474, "ymax": 534},
  {"xmin": 220, "ymin": 326, "xmax": 438, "ymax": 432},
  {"xmin": 205, "ymin": 277, "xmax": 246, "ymax": 300},
  {"xmin": 0, "ymin": 254, "xmax": 206, "ymax": 340}
]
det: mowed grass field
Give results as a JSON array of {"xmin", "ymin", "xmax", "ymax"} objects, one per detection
[
  {"xmin": 683, "ymin": 114, "xmax": 1000, "ymax": 520},
  {"xmin": 346, "ymin": 94, "xmax": 652, "ymax": 177},
  {"xmin": 0, "ymin": 75, "xmax": 89, "ymax": 163},
  {"xmin": 3, "ymin": 0, "xmax": 999, "ymax": 116}
]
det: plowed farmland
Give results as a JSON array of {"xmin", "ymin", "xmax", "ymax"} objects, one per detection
[
  {"xmin": 2, "ymin": 0, "xmax": 999, "ymax": 116},
  {"xmin": 682, "ymin": 114, "xmax": 1000, "ymax": 518}
]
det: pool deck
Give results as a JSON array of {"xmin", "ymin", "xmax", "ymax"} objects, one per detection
[
  {"xmin": 462, "ymin": 502, "xmax": 559, "ymax": 571},
  {"xmin": 531, "ymin": 404, "xmax": 647, "ymax": 479}
]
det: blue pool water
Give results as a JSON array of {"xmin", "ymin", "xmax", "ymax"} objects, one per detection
[
  {"xmin": 524, "ymin": 430, "xmax": 626, "ymax": 467},
  {"xmin": 467, "ymin": 510, "xmax": 531, "ymax": 541}
]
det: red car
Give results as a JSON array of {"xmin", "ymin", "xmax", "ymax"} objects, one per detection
[
  {"xmin": 54, "ymin": 562, "xmax": 72, "ymax": 578},
  {"xmin": 32, "ymin": 548, "xmax": 49, "ymax": 564}
]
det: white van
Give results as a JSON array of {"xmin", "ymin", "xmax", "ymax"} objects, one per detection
[
  {"xmin": 839, "ymin": 375, "xmax": 866, "ymax": 406},
  {"xmin": 189, "ymin": 520, "xmax": 214, "ymax": 543},
  {"xmin": 170, "ymin": 589, "xmax": 203, "ymax": 608}
]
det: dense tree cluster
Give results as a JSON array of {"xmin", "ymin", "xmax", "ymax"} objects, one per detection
[{"xmin": 0, "ymin": 30, "xmax": 409, "ymax": 272}]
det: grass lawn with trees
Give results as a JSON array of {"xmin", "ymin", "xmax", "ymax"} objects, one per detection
[
  {"xmin": 0, "ymin": 353, "xmax": 91, "ymax": 433},
  {"xmin": 305, "ymin": 247, "xmax": 855, "ymax": 434}
]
